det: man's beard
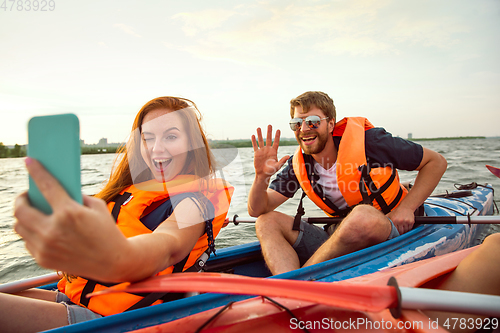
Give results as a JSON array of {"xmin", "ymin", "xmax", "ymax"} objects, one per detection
[{"xmin": 297, "ymin": 130, "xmax": 329, "ymax": 155}]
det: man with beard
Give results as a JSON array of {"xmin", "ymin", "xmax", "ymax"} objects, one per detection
[{"xmin": 248, "ymin": 91, "xmax": 447, "ymax": 275}]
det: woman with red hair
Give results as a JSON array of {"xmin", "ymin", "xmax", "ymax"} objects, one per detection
[{"xmin": 1, "ymin": 96, "xmax": 233, "ymax": 332}]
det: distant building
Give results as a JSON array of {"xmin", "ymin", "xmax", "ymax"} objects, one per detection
[
  {"xmin": 98, "ymin": 138, "xmax": 108, "ymax": 147},
  {"xmin": 80, "ymin": 138, "xmax": 124, "ymax": 149},
  {"xmin": 408, "ymin": 133, "xmax": 413, "ymax": 140}
]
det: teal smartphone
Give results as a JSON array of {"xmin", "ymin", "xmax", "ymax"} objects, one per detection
[{"xmin": 27, "ymin": 114, "xmax": 82, "ymax": 214}]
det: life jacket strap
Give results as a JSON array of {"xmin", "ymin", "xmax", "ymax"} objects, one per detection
[
  {"xmin": 358, "ymin": 165, "xmax": 373, "ymax": 206},
  {"xmin": 124, "ymin": 292, "xmax": 179, "ymax": 312},
  {"xmin": 78, "ymin": 248, "xmax": 213, "ymax": 312},
  {"xmin": 123, "ymin": 249, "xmax": 212, "ymax": 312},
  {"xmin": 292, "ymin": 192, "xmax": 307, "ymax": 231},
  {"xmin": 358, "ymin": 165, "xmax": 401, "ymax": 214},
  {"xmin": 387, "ymin": 186, "xmax": 404, "ymax": 212},
  {"xmin": 79, "ymin": 279, "xmax": 97, "ymax": 307},
  {"xmin": 78, "ymin": 278, "xmax": 121, "ymax": 307},
  {"xmin": 111, "ymin": 192, "xmax": 133, "ymax": 221}
]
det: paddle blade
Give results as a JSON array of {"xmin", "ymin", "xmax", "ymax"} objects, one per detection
[
  {"xmin": 486, "ymin": 165, "xmax": 500, "ymax": 179},
  {"xmin": 89, "ymin": 272, "xmax": 397, "ymax": 313}
]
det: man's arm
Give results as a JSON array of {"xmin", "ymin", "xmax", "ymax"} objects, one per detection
[
  {"xmin": 247, "ymin": 125, "xmax": 290, "ymax": 217},
  {"xmin": 248, "ymin": 185, "xmax": 289, "ymax": 217},
  {"xmin": 388, "ymin": 147, "xmax": 447, "ymax": 234}
]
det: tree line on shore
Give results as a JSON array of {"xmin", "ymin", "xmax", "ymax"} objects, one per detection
[
  {"xmin": 0, "ymin": 143, "xmax": 123, "ymax": 158},
  {"xmin": 0, "ymin": 143, "xmax": 25, "ymax": 158},
  {"xmin": 0, "ymin": 136, "xmax": 489, "ymax": 159}
]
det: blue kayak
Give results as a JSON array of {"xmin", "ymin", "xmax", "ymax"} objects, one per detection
[{"xmin": 39, "ymin": 183, "xmax": 495, "ymax": 332}]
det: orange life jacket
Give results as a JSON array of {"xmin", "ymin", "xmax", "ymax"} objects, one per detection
[
  {"xmin": 292, "ymin": 117, "xmax": 407, "ymax": 217},
  {"xmin": 57, "ymin": 175, "xmax": 233, "ymax": 316}
]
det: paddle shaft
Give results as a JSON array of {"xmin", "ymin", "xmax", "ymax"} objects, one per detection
[
  {"xmin": 401, "ymin": 287, "xmax": 500, "ymax": 317},
  {"xmin": 0, "ymin": 272, "xmax": 59, "ymax": 294},
  {"xmin": 231, "ymin": 215, "xmax": 500, "ymax": 225},
  {"xmin": 91, "ymin": 273, "xmax": 396, "ymax": 313},
  {"xmin": 91, "ymin": 272, "xmax": 500, "ymax": 317}
]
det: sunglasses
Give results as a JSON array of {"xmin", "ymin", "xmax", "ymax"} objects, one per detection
[{"xmin": 289, "ymin": 116, "xmax": 329, "ymax": 131}]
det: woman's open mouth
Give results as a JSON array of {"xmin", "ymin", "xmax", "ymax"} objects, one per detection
[{"xmin": 153, "ymin": 158, "xmax": 172, "ymax": 171}]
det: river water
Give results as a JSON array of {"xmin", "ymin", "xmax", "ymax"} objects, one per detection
[{"xmin": 0, "ymin": 138, "xmax": 499, "ymax": 284}]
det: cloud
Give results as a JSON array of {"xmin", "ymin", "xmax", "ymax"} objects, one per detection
[
  {"xmin": 172, "ymin": 9, "xmax": 236, "ymax": 36},
  {"xmin": 390, "ymin": 18, "xmax": 468, "ymax": 48},
  {"xmin": 113, "ymin": 23, "xmax": 142, "ymax": 38},
  {"xmin": 315, "ymin": 36, "xmax": 393, "ymax": 56},
  {"xmin": 169, "ymin": 1, "xmax": 472, "ymax": 63}
]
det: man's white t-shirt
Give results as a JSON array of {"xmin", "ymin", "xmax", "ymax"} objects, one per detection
[{"xmin": 314, "ymin": 162, "xmax": 348, "ymax": 210}]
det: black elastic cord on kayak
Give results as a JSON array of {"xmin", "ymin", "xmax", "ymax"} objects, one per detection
[
  {"xmin": 194, "ymin": 297, "xmax": 311, "ymax": 333},
  {"xmin": 422, "ymin": 202, "xmax": 477, "ymax": 217},
  {"xmin": 195, "ymin": 301, "xmax": 235, "ymax": 333},
  {"xmin": 263, "ymin": 297, "xmax": 312, "ymax": 333},
  {"xmin": 455, "ymin": 182, "xmax": 498, "ymax": 214},
  {"xmin": 425, "ymin": 182, "xmax": 495, "ymax": 217}
]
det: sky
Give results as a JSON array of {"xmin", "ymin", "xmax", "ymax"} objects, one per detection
[{"xmin": 1, "ymin": 0, "xmax": 499, "ymax": 146}]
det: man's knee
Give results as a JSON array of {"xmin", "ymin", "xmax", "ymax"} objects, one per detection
[
  {"xmin": 336, "ymin": 205, "xmax": 391, "ymax": 243},
  {"xmin": 255, "ymin": 211, "xmax": 297, "ymax": 243},
  {"xmin": 348, "ymin": 204, "xmax": 380, "ymax": 218},
  {"xmin": 255, "ymin": 211, "xmax": 288, "ymax": 235}
]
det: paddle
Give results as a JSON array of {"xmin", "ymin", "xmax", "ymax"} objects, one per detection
[
  {"xmin": 229, "ymin": 215, "xmax": 500, "ymax": 225},
  {"xmin": 89, "ymin": 272, "xmax": 500, "ymax": 317},
  {"xmin": 0, "ymin": 272, "xmax": 60, "ymax": 294},
  {"xmin": 486, "ymin": 165, "xmax": 500, "ymax": 179}
]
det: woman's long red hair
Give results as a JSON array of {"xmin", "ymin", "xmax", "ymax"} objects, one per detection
[
  {"xmin": 63, "ymin": 97, "xmax": 215, "ymax": 282},
  {"xmin": 95, "ymin": 96, "xmax": 215, "ymax": 203}
]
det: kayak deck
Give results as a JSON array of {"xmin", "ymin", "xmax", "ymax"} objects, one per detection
[
  {"xmin": 141, "ymin": 247, "xmax": 479, "ymax": 333},
  {"xmin": 44, "ymin": 183, "xmax": 495, "ymax": 332}
]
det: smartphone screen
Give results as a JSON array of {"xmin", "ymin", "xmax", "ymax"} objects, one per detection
[{"xmin": 27, "ymin": 114, "xmax": 82, "ymax": 214}]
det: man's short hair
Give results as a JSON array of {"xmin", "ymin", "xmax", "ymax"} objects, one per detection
[{"xmin": 290, "ymin": 91, "xmax": 336, "ymax": 120}]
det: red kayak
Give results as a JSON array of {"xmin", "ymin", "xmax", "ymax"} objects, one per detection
[{"xmin": 128, "ymin": 246, "xmax": 493, "ymax": 333}]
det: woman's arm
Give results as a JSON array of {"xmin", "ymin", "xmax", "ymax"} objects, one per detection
[
  {"xmin": 116, "ymin": 198, "xmax": 205, "ymax": 281},
  {"xmin": 14, "ymin": 158, "xmax": 205, "ymax": 283}
]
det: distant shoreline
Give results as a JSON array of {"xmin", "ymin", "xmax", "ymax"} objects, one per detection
[
  {"xmin": 209, "ymin": 136, "xmax": 488, "ymax": 148},
  {"xmin": 409, "ymin": 136, "xmax": 486, "ymax": 142},
  {"xmin": 0, "ymin": 136, "xmax": 493, "ymax": 158}
]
